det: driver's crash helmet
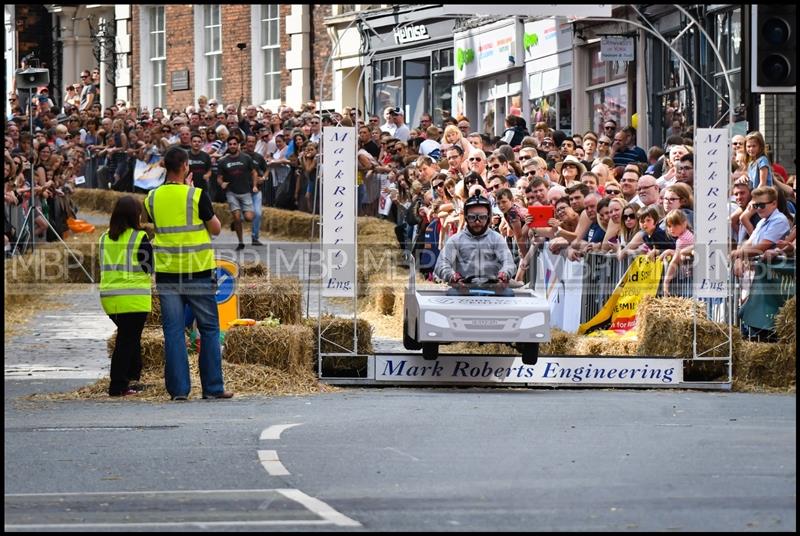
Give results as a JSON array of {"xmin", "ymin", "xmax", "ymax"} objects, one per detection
[{"xmin": 464, "ymin": 194, "xmax": 492, "ymax": 213}]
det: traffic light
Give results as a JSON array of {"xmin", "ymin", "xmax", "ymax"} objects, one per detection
[{"xmin": 751, "ymin": 5, "xmax": 796, "ymax": 93}]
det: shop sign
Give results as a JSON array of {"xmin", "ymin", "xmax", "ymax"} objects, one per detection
[
  {"xmin": 694, "ymin": 129, "xmax": 730, "ymax": 299},
  {"xmin": 171, "ymin": 69, "xmax": 190, "ymax": 91},
  {"xmin": 523, "ymin": 17, "xmax": 573, "ymax": 62},
  {"xmin": 600, "ymin": 36, "xmax": 635, "ymax": 62},
  {"xmin": 394, "ymin": 24, "xmax": 430, "ymax": 45},
  {"xmin": 454, "ymin": 21, "xmax": 524, "ymax": 83}
]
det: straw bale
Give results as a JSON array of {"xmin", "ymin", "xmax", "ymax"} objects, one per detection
[
  {"xmin": 107, "ymin": 327, "xmax": 165, "ymax": 373},
  {"xmin": 637, "ymin": 314, "xmax": 742, "ymax": 358},
  {"xmin": 366, "ymin": 271, "xmax": 408, "ymax": 316},
  {"xmin": 440, "ymin": 341, "xmax": 517, "ymax": 354},
  {"xmin": 734, "ymin": 341, "xmax": 796, "ymax": 390},
  {"xmin": 240, "ymin": 261, "xmax": 269, "ymax": 278},
  {"xmin": 238, "ymin": 276, "xmax": 302, "ymax": 324},
  {"xmin": 304, "ymin": 316, "xmax": 374, "ymax": 355},
  {"xmin": 541, "ymin": 329, "xmax": 578, "ymax": 356},
  {"xmin": 571, "ymin": 336, "xmax": 637, "ymax": 356},
  {"xmin": 146, "ymin": 290, "xmax": 162, "ymax": 327},
  {"xmin": 774, "ymin": 296, "xmax": 796, "ymax": 345},
  {"xmin": 72, "ymin": 189, "xmax": 146, "ymax": 213},
  {"xmin": 223, "ymin": 324, "xmax": 314, "ymax": 374},
  {"xmin": 4, "ymin": 243, "xmax": 101, "ymax": 285},
  {"xmin": 634, "ymin": 296, "xmax": 741, "ymax": 357}
]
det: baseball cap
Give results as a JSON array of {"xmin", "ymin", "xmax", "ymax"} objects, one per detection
[{"xmin": 389, "ymin": 106, "xmax": 404, "ymax": 116}]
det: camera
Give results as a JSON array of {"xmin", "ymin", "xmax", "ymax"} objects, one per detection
[{"xmin": 236, "ymin": 43, "xmax": 247, "ymax": 50}]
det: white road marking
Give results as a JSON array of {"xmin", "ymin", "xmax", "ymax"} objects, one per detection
[
  {"xmin": 260, "ymin": 423, "xmax": 303, "ymax": 440},
  {"xmin": 4, "ymin": 521, "xmax": 331, "ymax": 529},
  {"xmin": 277, "ymin": 489, "xmax": 362, "ymax": 527},
  {"xmin": 257, "ymin": 450, "xmax": 290, "ymax": 476},
  {"xmin": 383, "ymin": 446, "xmax": 420, "ymax": 462}
]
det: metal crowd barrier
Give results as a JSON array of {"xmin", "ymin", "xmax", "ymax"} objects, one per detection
[{"xmin": 577, "ymin": 251, "xmax": 795, "ymax": 333}]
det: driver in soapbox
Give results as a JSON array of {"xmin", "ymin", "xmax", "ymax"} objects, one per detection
[{"xmin": 433, "ymin": 194, "xmax": 517, "ymax": 296}]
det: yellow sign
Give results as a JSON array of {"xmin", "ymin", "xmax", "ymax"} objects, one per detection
[
  {"xmin": 215, "ymin": 257, "xmax": 240, "ymax": 332},
  {"xmin": 578, "ymin": 256, "xmax": 663, "ymax": 336}
]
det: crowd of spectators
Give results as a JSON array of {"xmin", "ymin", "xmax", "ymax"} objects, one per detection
[{"xmin": 4, "ymin": 71, "xmax": 797, "ymax": 319}]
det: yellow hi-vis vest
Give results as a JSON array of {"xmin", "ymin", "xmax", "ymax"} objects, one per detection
[
  {"xmin": 99, "ymin": 228, "xmax": 152, "ymax": 314},
  {"xmin": 144, "ymin": 184, "xmax": 215, "ymax": 274}
]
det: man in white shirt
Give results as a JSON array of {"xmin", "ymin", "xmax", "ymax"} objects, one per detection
[
  {"xmin": 380, "ymin": 106, "xmax": 396, "ymax": 135},
  {"xmin": 418, "ymin": 126, "xmax": 441, "ymax": 160},
  {"xmin": 389, "ymin": 107, "xmax": 410, "ymax": 142}
]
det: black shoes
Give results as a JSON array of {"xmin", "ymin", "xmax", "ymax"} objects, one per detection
[
  {"xmin": 202, "ymin": 391, "xmax": 234, "ymax": 400},
  {"xmin": 251, "ymin": 238, "xmax": 264, "ymax": 246},
  {"xmin": 236, "ymin": 243, "xmax": 245, "ymax": 251},
  {"xmin": 171, "ymin": 394, "xmax": 188, "ymax": 401}
]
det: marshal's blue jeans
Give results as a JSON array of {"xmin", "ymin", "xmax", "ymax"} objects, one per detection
[{"xmin": 156, "ymin": 276, "xmax": 225, "ymax": 398}]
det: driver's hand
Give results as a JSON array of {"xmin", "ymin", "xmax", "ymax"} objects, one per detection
[
  {"xmin": 450, "ymin": 272, "xmax": 464, "ymax": 286},
  {"xmin": 496, "ymin": 272, "xmax": 509, "ymax": 289}
]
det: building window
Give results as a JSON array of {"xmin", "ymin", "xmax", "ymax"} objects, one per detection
[
  {"xmin": 431, "ymin": 48, "xmax": 454, "ymax": 126},
  {"xmin": 203, "ymin": 5, "xmax": 222, "ymax": 100},
  {"xmin": 149, "ymin": 7, "xmax": 166, "ymax": 108},
  {"xmin": 260, "ymin": 5, "xmax": 280, "ymax": 102},
  {"xmin": 373, "ymin": 56, "xmax": 401, "ymax": 117},
  {"xmin": 586, "ymin": 44, "xmax": 628, "ymax": 134}
]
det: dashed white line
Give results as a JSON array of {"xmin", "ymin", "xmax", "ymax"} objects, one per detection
[
  {"xmin": 257, "ymin": 450, "xmax": 290, "ymax": 476},
  {"xmin": 260, "ymin": 423, "xmax": 303, "ymax": 440}
]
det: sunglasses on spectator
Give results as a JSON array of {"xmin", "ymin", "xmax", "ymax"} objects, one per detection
[
  {"xmin": 751, "ymin": 202, "xmax": 771, "ymax": 209},
  {"xmin": 604, "ymin": 125, "xmax": 615, "ymax": 130},
  {"xmin": 465, "ymin": 214, "xmax": 490, "ymax": 223},
  {"xmin": 622, "ymin": 213, "xmax": 636, "ymax": 220},
  {"xmin": 541, "ymin": 141, "xmax": 554, "ymax": 146},
  {"xmin": 489, "ymin": 163, "xmax": 502, "ymax": 170},
  {"xmin": 598, "ymin": 141, "xmax": 610, "ymax": 146},
  {"xmin": 663, "ymin": 196, "xmax": 680, "ymax": 202},
  {"xmin": 468, "ymin": 157, "xmax": 483, "ymax": 162},
  {"xmin": 605, "ymin": 189, "xmax": 620, "ymax": 195},
  {"xmin": 525, "ymin": 170, "xmax": 537, "ymax": 177},
  {"xmin": 519, "ymin": 155, "xmax": 533, "ymax": 161}
]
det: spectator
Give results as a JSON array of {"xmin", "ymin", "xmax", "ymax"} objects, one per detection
[
  {"xmin": 631, "ymin": 174, "xmax": 660, "ymax": 210},
  {"xmin": 388, "ymin": 107, "xmax": 410, "ymax": 142},
  {"xmin": 612, "ymin": 126, "xmax": 648, "ymax": 167},
  {"xmin": 659, "ymin": 208, "xmax": 694, "ymax": 296},
  {"xmin": 217, "ymin": 134, "xmax": 258, "ymax": 250},
  {"xmin": 745, "ymin": 131, "xmax": 773, "ymax": 190},
  {"xmin": 661, "ymin": 183, "xmax": 694, "ymax": 230},
  {"xmin": 78, "ymin": 70, "xmax": 97, "ymax": 112},
  {"xmin": 730, "ymin": 178, "xmax": 759, "ymax": 245},
  {"xmin": 618, "ymin": 205, "xmax": 676, "ymax": 260},
  {"xmin": 731, "ymin": 186, "xmax": 792, "ymax": 276},
  {"xmin": 243, "ymin": 133, "xmax": 269, "ymax": 244}
]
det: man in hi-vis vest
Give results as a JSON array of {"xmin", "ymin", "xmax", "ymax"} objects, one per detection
[{"xmin": 144, "ymin": 146, "xmax": 232, "ymax": 401}]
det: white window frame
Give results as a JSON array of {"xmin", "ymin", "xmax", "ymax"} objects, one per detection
[
  {"xmin": 251, "ymin": 5, "xmax": 281, "ymax": 109},
  {"xmin": 194, "ymin": 5, "xmax": 222, "ymax": 103},
  {"xmin": 149, "ymin": 6, "xmax": 166, "ymax": 109},
  {"xmin": 139, "ymin": 6, "xmax": 166, "ymax": 111}
]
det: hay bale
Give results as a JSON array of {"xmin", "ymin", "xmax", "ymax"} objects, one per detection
[
  {"xmin": 366, "ymin": 271, "xmax": 408, "ymax": 316},
  {"xmin": 634, "ymin": 296, "xmax": 742, "ymax": 357},
  {"xmin": 774, "ymin": 296, "xmax": 796, "ymax": 345},
  {"xmin": 440, "ymin": 341, "xmax": 516, "ymax": 354},
  {"xmin": 146, "ymin": 290, "xmax": 162, "ymax": 327},
  {"xmin": 304, "ymin": 316, "xmax": 374, "ymax": 355},
  {"xmin": 240, "ymin": 261, "xmax": 269, "ymax": 278},
  {"xmin": 107, "ymin": 327, "xmax": 165, "ymax": 373},
  {"xmin": 541, "ymin": 329, "xmax": 578, "ymax": 355},
  {"xmin": 223, "ymin": 324, "xmax": 314, "ymax": 374},
  {"xmin": 72, "ymin": 189, "xmax": 146, "ymax": 213},
  {"xmin": 734, "ymin": 341, "xmax": 796, "ymax": 390},
  {"xmin": 573, "ymin": 336, "xmax": 639, "ymax": 356},
  {"xmin": 238, "ymin": 276, "xmax": 302, "ymax": 324}
]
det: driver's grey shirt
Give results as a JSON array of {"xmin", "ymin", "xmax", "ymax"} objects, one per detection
[{"xmin": 434, "ymin": 227, "xmax": 516, "ymax": 283}]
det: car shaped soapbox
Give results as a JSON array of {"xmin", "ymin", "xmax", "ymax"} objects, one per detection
[{"xmin": 403, "ymin": 255, "xmax": 551, "ymax": 364}]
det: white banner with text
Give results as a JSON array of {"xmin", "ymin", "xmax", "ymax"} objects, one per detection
[
  {"xmin": 321, "ymin": 127, "xmax": 357, "ymax": 297},
  {"xmin": 375, "ymin": 355, "xmax": 683, "ymax": 386}
]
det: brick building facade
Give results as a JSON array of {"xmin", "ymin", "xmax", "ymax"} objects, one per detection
[{"xmin": 130, "ymin": 4, "xmax": 332, "ymax": 113}]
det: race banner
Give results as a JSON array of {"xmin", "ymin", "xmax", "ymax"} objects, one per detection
[
  {"xmin": 321, "ymin": 127, "xmax": 357, "ymax": 297},
  {"xmin": 375, "ymin": 355, "xmax": 683, "ymax": 385},
  {"xmin": 578, "ymin": 256, "xmax": 663, "ymax": 336}
]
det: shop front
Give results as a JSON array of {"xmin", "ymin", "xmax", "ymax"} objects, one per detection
[
  {"xmin": 366, "ymin": 7, "xmax": 457, "ymax": 128},
  {"xmin": 453, "ymin": 19, "xmax": 527, "ymax": 137},
  {"xmin": 523, "ymin": 17, "xmax": 573, "ymax": 136}
]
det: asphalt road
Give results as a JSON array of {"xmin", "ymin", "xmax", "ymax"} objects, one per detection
[{"xmin": 4, "ymin": 380, "xmax": 796, "ymax": 532}]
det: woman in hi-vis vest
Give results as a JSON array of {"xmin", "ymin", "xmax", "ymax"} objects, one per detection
[{"xmin": 98, "ymin": 196, "xmax": 153, "ymax": 396}]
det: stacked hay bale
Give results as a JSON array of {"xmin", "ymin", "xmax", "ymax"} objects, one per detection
[
  {"xmin": 303, "ymin": 316, "xmax": 374, "ymax": 377},
  {"xmin": 237, "ymin": 276, "xmax": 302, "ymax": 324},
  {"xmin": 734, "ymin": 297, "xmax": 796, "ymax": 391},
  {"xmin": 224, "ymin": 324, "xmax": 314, "ymax": 374}
]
